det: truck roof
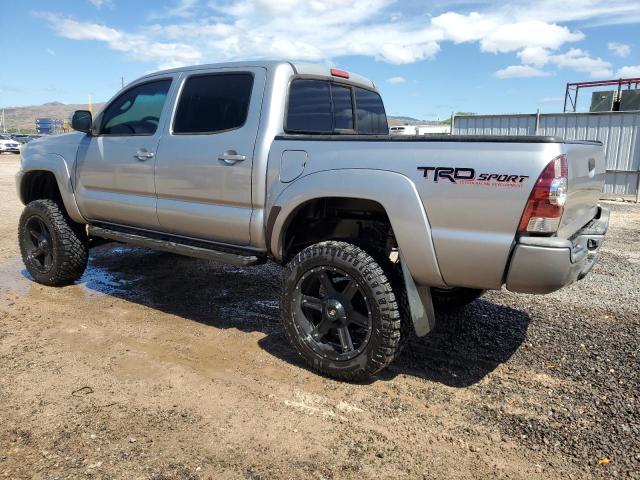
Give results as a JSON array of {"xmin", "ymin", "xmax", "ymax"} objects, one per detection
[{"xmin": 139, "ymin": 60, "xmax": 376, "ymax": 90}]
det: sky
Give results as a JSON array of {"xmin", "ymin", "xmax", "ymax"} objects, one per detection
[{"xmin": 1, "ymin": 0, "xmax": 639, "ymax": 120}]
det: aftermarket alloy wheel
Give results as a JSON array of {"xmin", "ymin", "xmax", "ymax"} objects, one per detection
[
  {"xmin": 281, "ymin": 241, "xmax": 406, "ymax": 381},
  {"xmin": 18, "ymin": 199, "xmax": 88, "ymax": 286}
]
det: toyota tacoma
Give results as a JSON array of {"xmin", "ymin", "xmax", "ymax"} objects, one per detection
[{"xmin": 16, "ymin": 61, "xmax": 609, "ymax": 380}]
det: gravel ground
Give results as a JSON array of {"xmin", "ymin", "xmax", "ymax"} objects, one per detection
[
  {"xmin": 0, "ymin": 152, "xmax": 638, "ymax": 479},
  {"xmin": 412, "ymin": 199, "xmax": 639, "ymax": 477}
]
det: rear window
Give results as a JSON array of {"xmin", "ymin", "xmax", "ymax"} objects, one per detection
[
  {"xmin": 355, "ymin": 88, "xmax": 388, "ymax": 134},
  {"xmin": 332, "ymin": 85, "xmax": 354, "ymax": 130},
  {"xmin": 286, "ymin": 79, "xmax": 387, "ymax": 134},
  {"xmin": 173, "ymin": 73, "xmax": 253, "ymax": 134}
]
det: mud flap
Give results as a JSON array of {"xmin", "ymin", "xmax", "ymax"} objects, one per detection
[{"xmin": 400, "ymin": 254, "xmax": 436, "ymax": 337}]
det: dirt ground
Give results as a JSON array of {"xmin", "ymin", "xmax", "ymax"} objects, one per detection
[{"xmin": 0, "ymin": 152, "xmax": 638, "ymax": 479}]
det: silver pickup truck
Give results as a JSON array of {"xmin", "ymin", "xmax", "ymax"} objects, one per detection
[{"xmin": 16, "ymin": 61, "xmax": 609, "ymax": 380}]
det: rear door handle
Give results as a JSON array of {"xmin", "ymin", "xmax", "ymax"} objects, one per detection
[
  {"xmin": 218, "ymin": 150, "xmax": 246, "ymax": 165},
  {"xmin": 134, "ymin": 148, "xmax": 155, "ymax": 161}
]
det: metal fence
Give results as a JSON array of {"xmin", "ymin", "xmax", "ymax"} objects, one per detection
[{"xmin": 452, "ymin": 111, "xmax": 640, "ymax": 201}]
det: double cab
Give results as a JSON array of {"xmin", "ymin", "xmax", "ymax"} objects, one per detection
[{"xmin": 16, "ymin": 61, "xmax": 609, "ymax": 380}]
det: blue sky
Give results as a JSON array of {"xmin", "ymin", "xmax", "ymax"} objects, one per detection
[{"xmin": 1, "ymin": 0, "xmax": 639, "ymax": 119}]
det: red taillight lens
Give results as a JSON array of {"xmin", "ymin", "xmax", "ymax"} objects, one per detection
[
  {"xmin": 330, "ymin": 68, "xmax": 350, "ymax": 79},
  {"xmin": 518, "ymin": 154, "xmax": 568, "ymax": 234}
]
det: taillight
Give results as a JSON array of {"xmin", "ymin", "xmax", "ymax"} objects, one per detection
[{"xmin": 518, "ymin": 154, "xmax": 568, "ymax": 234}]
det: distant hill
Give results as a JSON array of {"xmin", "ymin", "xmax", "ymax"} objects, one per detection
[
  {"xmin": 387, "ymin": 116, "xmax": 424, "ymax": 126},
  {"xmin": 1, "ymin": 101, "xmax": 105, "ymax": 133},
  {"xmin": 387, "ymin": 116, "xmax": 457, "ymax": 126},
  {"xmin": 2, "ymin": 103, "xmax": 449, "ymax": 133}
]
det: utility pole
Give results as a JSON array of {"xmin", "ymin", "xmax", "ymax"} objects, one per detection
[
  {"xmin": 121, "ymin": 76, "xmax": 124, "ymax": 89},
  {"xmin": 0, "ymin": 109, "xmax": 6, "ymax": 133},
  {"xmin": 88, "ymin": 94, "xmax": 93, "ymax": 114}
]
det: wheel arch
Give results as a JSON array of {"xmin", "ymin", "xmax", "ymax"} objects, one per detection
[
  {"xmin": 268, "ymin": 169, "xmax": 445, "ymax": 287},
  {"xmin": 17, "ymin": 153, "xmax": 85, "ymax": 223}
]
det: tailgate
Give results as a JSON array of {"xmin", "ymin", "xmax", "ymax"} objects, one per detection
[{"xmin": 558, "ymin": 141, "xmax": 606, "ymax": 238}]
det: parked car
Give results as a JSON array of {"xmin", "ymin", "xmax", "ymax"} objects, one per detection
[
  {"xmin": 389, "ymin": 125, "xmax": 415, "ymax": 135},
  {"xmin": 10, "ymin": 134, "xmax": 31, "ymax": 144},
  {"xmin": 15, "ymin": 61, "xmax": 609, "ymax": 380},
  {"xmin": 0, "ymin": 134, "xmax": 20, "ymax": 153}
]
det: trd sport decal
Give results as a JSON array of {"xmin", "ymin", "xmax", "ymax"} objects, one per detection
[{"xmin": 417, "ymin": 167, "xmax": 529, "ymax": 187}]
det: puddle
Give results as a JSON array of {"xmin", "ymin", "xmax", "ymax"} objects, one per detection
[
  {"xmin": 0, "ymin": 246, "xmax": 141, "ymax": 307},
  {"xmin": 79, "ymin": 263, "xmax": 138, "ymax": 297}
]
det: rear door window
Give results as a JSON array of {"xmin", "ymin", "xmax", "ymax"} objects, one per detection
[{"xmin": 173, "ymin": 73, "xmax": 254, "ymax": 134}]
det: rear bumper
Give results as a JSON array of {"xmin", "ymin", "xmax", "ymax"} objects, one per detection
[{"xmin": 505, "ymin": 206, "xmax": 610, "ymax": 294}]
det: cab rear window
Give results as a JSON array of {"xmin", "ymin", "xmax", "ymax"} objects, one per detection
[{"xmin": 286, "ymin": 79, "xmax": 387, "ymax": 134}]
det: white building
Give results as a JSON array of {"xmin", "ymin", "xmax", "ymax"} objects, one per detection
[{"xmin": 389, "ymin": 124, "xmax": 450, "ymax": 135}]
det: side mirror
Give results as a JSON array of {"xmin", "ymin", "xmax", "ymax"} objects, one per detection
[{"xmin": 71, "ymin": 110, "xmax": 93, "ymax": 134}]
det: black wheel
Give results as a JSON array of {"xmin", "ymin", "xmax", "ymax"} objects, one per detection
[
  {"xmin": 281, "ymin": 241, "xmax": 407, "ymax": 381},
  {"xmin": 18, "ymin": 199, "xmax": 88, "ymax": 286},
  {"xmin": 431, "ymin": 286, "xmax": 484, "ymax": 311}
]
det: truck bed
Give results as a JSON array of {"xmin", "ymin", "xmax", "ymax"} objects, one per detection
[{"xmin": 270, "ymin": 133, "xmax": 605, "ymax": 290}]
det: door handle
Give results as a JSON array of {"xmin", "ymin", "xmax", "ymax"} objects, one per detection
[
  {"xmin": 134, "ymin": 149, "xmax": 155, "ymax": 161},
  {"xmin": 218, "ymin": 150, "xmax": 246, "ymax": 165}
]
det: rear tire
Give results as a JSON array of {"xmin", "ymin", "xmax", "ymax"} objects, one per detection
[
  {"xmin": 18, "ymin": 199, "xmax": 88, "ymax": 286},
  {"xmin": 281, "ymin": 241, "xmax": 407, "ymax": 381},
  {"xmin": 431, "ymin": 287, "xmax": 483, "ymax": 311}
]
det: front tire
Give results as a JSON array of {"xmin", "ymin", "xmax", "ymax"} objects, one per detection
[
  {"xmin": 281, "ymin": 241, "xmax": 407, "ymax": 381},
  {"xmin": 18, "ymin": 199, "xmax": 88, "ymax": 286}
]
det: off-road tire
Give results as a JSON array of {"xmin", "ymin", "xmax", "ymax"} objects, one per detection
[
  {"xmin": 281, "ymin": 241, "xmax": 407, "ymax": 381},
  {"xmin": 431, "ymin": 287, "xmax": 484, "ymax": 311},
  {"xmin": 18, "ymin": 199, "xmax": 88, "ymax": 286}
]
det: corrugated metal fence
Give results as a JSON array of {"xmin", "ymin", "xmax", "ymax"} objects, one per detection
[{"xmin": 452, "ymin": 111, "xmax": 640, "ymax": 201}]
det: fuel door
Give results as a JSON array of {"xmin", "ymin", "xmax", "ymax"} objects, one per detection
[{"xmin": 280, "ymin": 150, "xmax": 307, "ymax": 183}]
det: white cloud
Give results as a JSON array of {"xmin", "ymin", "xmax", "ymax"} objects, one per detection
[
  {"xmin": 45, "ymin": 48, "xmax": 56, "ymax": 56},
  {"xmin": 149, "ymin": 0, "xmax": 199, "ymax": 19},
  {"xmin": 517, "ymin": 47, "xmax": 551, "ymax": 67},
  {"xmin": 548, "ymin": 49, "xmax": 612, "ymax": 78},
  {"xmin": 88, "ymin": 0, "xmax": 113, "ymax": 9},
  {"xmin": 36, "ymin": 0, "xmax": 640, "ymax": 79},
  {"xmin": 387, "ymin": 76, "xmax": 406, "ymax": 84},
  {"xmin": 39, "ymin": 13, "xmax": 202, "ymax": 69},
  {"xmin": 617, "ymin": 65, "xmax": 640, "ymax": 77},
  {"xmin": 431, "ymin": 12, "xmax": 496, "ymax": 44},
  {"xmin": 431, "ymin": 13, "xmax": 584, "ymax": 53},
  {"xmin": 495, "ymin": 65, "xmax": 552, "ymax": 79},
  {"xmin": 608, "ymin": 42, "xmax": 631, "ymax": 57},
  {"xmin": 522, "ymin": 0, "xmax": 640, "ymax": 27},
  {"xmin": 481, "ymin": 21, "xmax": 584, "ymax": 53},
  {"xmin": 39, "ymin": 2, "xmax": 443, "ymax": 67},
  {"xmin": 518, "ymin": 47, "xmax": 612, "ymax": 78}
]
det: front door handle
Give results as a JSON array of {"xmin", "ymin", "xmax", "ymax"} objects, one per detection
[
  {"xmin": 218, "ymin": 150, "xmax": 246, "ymax": 165},
  {"xmin": 134, "ymin": 148, "xmax": 155, "ymax": 161}
]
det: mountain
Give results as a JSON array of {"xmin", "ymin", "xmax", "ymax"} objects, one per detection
[
  {"xmin": 1, "ymin": 102, "xmax": 444, "ymax": 133},
  {"xmin": 387, "ymin": 115, "xmax": 424, "ymax": 126},
  {"xmin": 1, "ymin": 102, "xmax": 105, "ymax": 133}
]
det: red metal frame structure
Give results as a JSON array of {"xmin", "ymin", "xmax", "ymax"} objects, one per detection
[{"xmin": 563, "ymin": 77, "xmax": 640, "ymax": 112}]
